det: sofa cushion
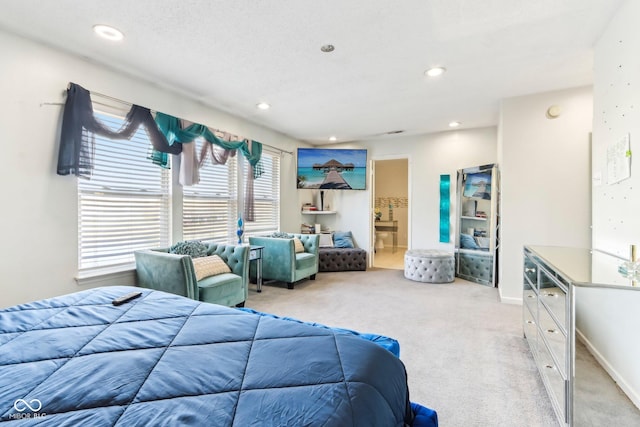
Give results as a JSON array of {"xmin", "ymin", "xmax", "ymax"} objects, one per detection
[
  {"xmin": 197, "ymin": 272, "xmax": 243, "ymax": 302},
  {"xmin": 295, "ymin": 252, "xmax": 316, "ymax": 270},
  {"xmin": 293, "ymin": 237, "xmax": 305, "ymax": 253},
  {"xmin": 192, "ymin": 254, "xmax": 231, "ymax": 281},
  {"xmin": 333, "ymin": 231, "xmax": 354, "ymax": 248},
  {"xmin": 459, "ymin": 233, "xmax": 479, "ymax": 250},
  {"xmin": 319, "ymin": 233, "xmax": 334, "ymax": 247},
  {"xmin": 170, "ymin": 240, "xmax": 208, "ymax": 258}
]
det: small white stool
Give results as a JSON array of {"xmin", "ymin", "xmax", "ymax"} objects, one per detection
[{"xmin": 404, "ymin": 249, "xmax": 454, "ymax": 283}]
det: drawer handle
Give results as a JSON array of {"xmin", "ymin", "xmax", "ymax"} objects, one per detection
[
  {"xmin": 543, "ymin": 292, "xmax": 557, "ymax": 297},
  {"xmin": 547, "ymin": 328, "xmax": 557, "ymax": 334},
  {"xmin": 526, "ymin": 320, "xmax": 535, "ymax": 325},
  {"xmin": 545, "ymin": 364, "xmax": 555, "ymax": 370},
  {"xmin": 525, "ymin": 267, "xmax": 536, "ymax": 273},
  {"xmin": 527, "ymin": 294, "xmax": 536, "ymax": 298}
]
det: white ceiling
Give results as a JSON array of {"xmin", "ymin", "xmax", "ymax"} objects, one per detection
[{"xmin": 0, "ymin": 0, "xmax": 624, "ymax": 145}]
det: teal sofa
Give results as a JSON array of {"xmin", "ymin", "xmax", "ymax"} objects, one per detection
[
  {"xmin": 249, "ymin": 234, "xmax": 319, "ymax": 289},
  {"xmin": 134, "ymin": 241, "xmax": 249, "ymax": 307}
]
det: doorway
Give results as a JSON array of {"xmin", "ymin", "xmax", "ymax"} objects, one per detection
[{"xmin": 372, "ymin": 158, "xmax": 409, "ymax": 269}]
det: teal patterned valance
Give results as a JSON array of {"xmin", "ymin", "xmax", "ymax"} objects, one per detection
[{"xmin": 153, "ymin": 112, "xmax": 263, "ymax": 178}]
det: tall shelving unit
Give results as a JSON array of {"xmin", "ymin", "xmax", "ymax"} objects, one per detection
[{"xmin": 454, "ymin": 163, "xmax": 500, "ymax": 287}]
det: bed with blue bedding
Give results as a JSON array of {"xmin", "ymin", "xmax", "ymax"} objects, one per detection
[{"xmin": 0, "ymin": 286, "xmax": 437, "ymax": 426}]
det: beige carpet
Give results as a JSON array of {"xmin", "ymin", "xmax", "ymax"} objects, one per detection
[{"xmin": 245, "ymin": 268, "xmax": 558, "ymax": 427}]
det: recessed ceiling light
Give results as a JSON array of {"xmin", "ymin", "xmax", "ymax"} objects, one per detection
[
  {"xmin": 256, "ymin": 102, "xmax": 270, "ymax": 110},
  {"xmin": 328, "ymin": 136, "xmax": 337, "ymax": 142},
  {"xmin": 93, "ymin": 24, "xmax": 124, "ymax": 41},
  {"xmin": 425, "ymin": 67, "xmax": 446, "ymax": 77},
  {"xmin": 320, "ymin": 44, "xmax": 335, "ymax": 53},
  {"xmin": 449, "ymin": 121, "xmax": 461, "ymax": 128}
]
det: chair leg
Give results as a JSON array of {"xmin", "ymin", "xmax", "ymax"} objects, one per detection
[
  {"xmin": 310, "ymin": 274, "xmax": 316, "ymax": 280},
  {"xmin": 236, "ymin": 301, "xmax": 245, "ymax": 308},
  {"xmin": 287, "ymin": 282, "xmax": 294, "ymax": 290}
]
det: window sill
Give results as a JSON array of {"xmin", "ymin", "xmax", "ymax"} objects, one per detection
[{"xmin": 75, "ymin": 264, "xmax": 137, "ymax": 287}]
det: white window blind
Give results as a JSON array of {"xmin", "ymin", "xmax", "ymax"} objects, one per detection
[
  {"xmin": 78, "ymin": 112, "xmax": 171, "ymax": 271},
  {"xmin": 182, "ymin": 139, "xmax": 238, "ymax": 242},
  {"xmin": 243, "ymin": 148, "xmax": 280, "ymax": 237}
]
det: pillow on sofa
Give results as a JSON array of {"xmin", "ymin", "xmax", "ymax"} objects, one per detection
[
  {"xmin": 169, "ymin": 240, "xmax": 208, "ymax": 258},
  {"xmin": 191, "ymin": 255, "xmax": 231, "ymax": 281},
  {"xmin": 460, "ymin": 233, "xmax": 479, "ymax": 250},
  {"xmin": 319, "ymin": 233, "xmax": 334, "ymax": 248},
  {"xmin": 333, "ymin": 231, "xmax": 354, "ymax": 249},
  {"xmin": 293, "ymin": 237, "xmax": 305, "ymax": 253},
  {"xmin": 270, "ymin": 231, "xmax": 291, "ymax": 238}
]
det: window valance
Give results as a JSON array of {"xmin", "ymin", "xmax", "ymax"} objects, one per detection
[
  {"xmin": 154, "ymin": 112, "xmax": 263, "ymax": 179},
  {"xmin": 56, "ymin": 82, "xmax": 263, "ymax": 179},
  {"xmin": 56, "ymin": 83, "xmax": 180, "ymax": 178}
]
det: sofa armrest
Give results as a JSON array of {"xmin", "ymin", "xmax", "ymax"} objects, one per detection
[{"xmin": 134, "ymin": 250, "xmax": 198, "ymax": 300}]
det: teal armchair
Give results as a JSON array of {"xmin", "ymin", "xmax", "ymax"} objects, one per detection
[
  {"xmin": 249, "ymin": 234, "xmax": 319, "ymax": 289},
  {"xmin": 135, "ymin": 241, "xmax": 249, "ymax": 307}
]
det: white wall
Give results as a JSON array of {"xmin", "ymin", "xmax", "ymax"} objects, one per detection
[
  {"xmin": 0, "ymin": 30, "xmax": 302, "ymax": 308},
  {"xmin": 580, "ymin": 0, "xmax": 640, "ymax": 407},
  {"xmin": 318, "ymin": 128, "xmax": 497, "ymax": 252},
  {"xmin": 498, "ymin": 86, "xmax": 593, "ymax": 303}
]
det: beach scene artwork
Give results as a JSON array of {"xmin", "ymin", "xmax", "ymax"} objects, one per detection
[
  {"xmin": 463, "ymin": 172, "xmax": 492, "ymax": 199},
  {"xmin": 297, "ymin": 148, "xmax": 367, "ymax": 190}
]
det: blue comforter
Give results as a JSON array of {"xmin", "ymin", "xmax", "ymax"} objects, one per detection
[{"xmin": 0, "ymin": 286, "xmax": 421, "ymax": 426}]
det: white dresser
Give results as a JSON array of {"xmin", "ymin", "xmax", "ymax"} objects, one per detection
[{"xmin": 523, "ymin": 245, "xmax": 640, "ymax": 426}]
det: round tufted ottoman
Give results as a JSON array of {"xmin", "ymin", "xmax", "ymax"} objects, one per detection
[{"xmin": 404, "ymin": 249, "xmax": 454, "ymax": 283}]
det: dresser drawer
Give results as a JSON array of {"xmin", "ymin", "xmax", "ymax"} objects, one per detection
[
  {"xmin": 523, "ymin": 288, "xmax": 538, "ymax": 307},
  {"xmin": 523, "ymin": 255, "xmax": 538, "ymax": 289},
  {"xmin": 523, "ymin": 301, "xmax": 537, "ymax": 357},
  {"xmin": 537, "ymin": 334, "xmax": 567, "ymax": 424},
  {"xmin": 538, "ymin": 304, "xmax": 567, "ymax": 377},
  {"xmin": 538, "ymin": 270, "xmax": 566, "ymax": 332}
]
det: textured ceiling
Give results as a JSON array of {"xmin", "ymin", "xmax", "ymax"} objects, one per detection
[{"xmin": 0, "ymin": 0, "xmax": 624, "ymax": 145}]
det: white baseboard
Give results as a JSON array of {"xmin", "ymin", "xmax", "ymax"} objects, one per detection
[
  {"xmin": 499, "ymin": 287, "xmax": 522, "ymax": 305},
  {"xmin": 576, "ymin": 328, "xmax": 640, "ymax": 410}
]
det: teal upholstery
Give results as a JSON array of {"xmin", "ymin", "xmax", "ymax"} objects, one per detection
[
  {"xmin": 134, "ymin": 241, "xmax": 249, "ymax": 307},
  {"xmin": 248, "ymin": 234, "xmax": 320, "ymax": 289}
]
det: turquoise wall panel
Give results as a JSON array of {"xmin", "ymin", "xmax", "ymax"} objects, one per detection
[{"xmin": 439, "ymin": 174, "xmax": 450, "ymax": 242}]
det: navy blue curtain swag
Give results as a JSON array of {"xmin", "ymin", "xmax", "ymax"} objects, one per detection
[{"xmin": 57, "ymin": 83, "xmax": 179, "ymax": 178}]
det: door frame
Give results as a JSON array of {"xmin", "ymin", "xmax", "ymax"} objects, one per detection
[{"xmin": 369, "ymin": 155, "xmax": 411, "ymax": 268}]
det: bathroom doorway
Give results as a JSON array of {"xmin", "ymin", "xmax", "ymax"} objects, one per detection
[{"xmin": 372, "ymin": 158, "xmax": 409, "ymax": 269}]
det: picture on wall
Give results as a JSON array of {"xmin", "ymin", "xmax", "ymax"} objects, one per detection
[
  {"xmin": 297, "ymin": 148, "xmax": 367, "ymax": 190},
  {"xmin": 463, "ymin": 172, "xmax": 492, "ymax": 199}
]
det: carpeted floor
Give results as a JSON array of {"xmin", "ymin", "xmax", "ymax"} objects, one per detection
[{"xmin": 245, "ymin": 268, "xmax": 558, "ymax": 427}]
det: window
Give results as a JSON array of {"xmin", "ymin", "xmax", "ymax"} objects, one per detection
[
  {"xmin": 182, "ymin": 138, "xmax": 238, "ymax": 241},
  {"xmin": 77, "ymin": 112, "xmax": 171, "ymax": 272},
  {"xmin": 77, "ymin": 108, "xmax": 280, "ymax": 275},
  {"xmin": 243, "ymin": 148, "xmax": 280, "ymax": 237}
]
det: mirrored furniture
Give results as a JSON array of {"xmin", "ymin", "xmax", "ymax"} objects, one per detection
[
  {"xmin": 454, "ymin": 163, "xmax": 499, "ymax": 286},
  {"xmin": 523, "ymin": 245, "xmax": 640, "ymax": 426}
]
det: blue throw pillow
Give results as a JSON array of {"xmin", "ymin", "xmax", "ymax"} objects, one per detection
[
  {"xmin": 333, "ymin": 231, "xmax": 354, "ymax": 248},
  {"xmin": 459, "ymin": 233, "xmax": 479, "ymax": 249}
]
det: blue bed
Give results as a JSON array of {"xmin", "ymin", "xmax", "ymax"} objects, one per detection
[{"xmin": 0, "ymin": 286, "xmax": 437, "ymax": 426}]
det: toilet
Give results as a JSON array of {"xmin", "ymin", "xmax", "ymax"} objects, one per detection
[{"xmin": 375, "ymin": 231, "xmax": 389, "ymax": 249}]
